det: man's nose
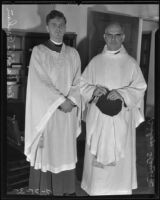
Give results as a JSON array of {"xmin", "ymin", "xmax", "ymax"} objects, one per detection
[
  {"xmin": 111, "ymin": 35, "xmax": 116, "ymax": 40},
  {"xmin": 56, "ymin": 27, "xmax": 62, "ymax": 33},
  {"xmin": 56, "ymin": 26, "xmax": 61, "ymax": 30},
  {"xmin": 56, "ymin": 25, "xmax": 63, "ymax": 30}
]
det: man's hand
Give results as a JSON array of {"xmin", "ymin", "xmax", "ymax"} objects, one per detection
[
  {"xmin": 93, "ymin": 85, "xmax": 108, "ymax": 98},
  {"xmin": 107, "ymin": 90, "xmax": 123, "ymax": 101},
  {"xmin": 90, "ymin": 85, "xmax": 108, "ymax": 103},
  {"xmin": 59, "ymin": 99, "xmax": 75, "ymax": 113}
]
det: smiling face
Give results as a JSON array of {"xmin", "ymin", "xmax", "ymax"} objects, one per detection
[
  {"xmin": 46, "ymin": 17, "xmax": 66, "ymax": 43},
  {"xmin": 104, "ymin": 23, "xmax": 125, "ymax": 51}
]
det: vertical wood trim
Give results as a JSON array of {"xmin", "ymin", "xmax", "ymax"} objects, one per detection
[
  {"xmin": 145, "ymin": 29, "xmax": 157, "ymax": 116},
  {"xmin": 137, "ymin": 18, "xmax": 143, "ymax": 64}
]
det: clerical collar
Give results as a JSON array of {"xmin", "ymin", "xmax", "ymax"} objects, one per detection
[
  {"xmin": 43, "ymin": 40, "xmax": 63, "ymax": 53},
  {"xmin": 50, "ymin": 39, "xmax": 63, "ymax": 46},
  {"xmin": 107, "ymin": 47, "xmax": 121, "ymax": 55},
  {"xmin": 103, "ymin": 45, "xmax": 122, "ymax": 55}
]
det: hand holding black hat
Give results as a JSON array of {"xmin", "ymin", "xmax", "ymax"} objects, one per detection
[
  {"xmin": 93, "ymin": 85, "xmax": 108, "ymax": 98},
  {"xmin": 107, "ymin": 89, "xmax": 124, "ymax": 101},
  {"xmin": 89, "ymin": 85, "xmax": 108, "ymax": 103},
  {"xmin": 96, "ymin": 89, "xmax": 123, "ymax": 116}
]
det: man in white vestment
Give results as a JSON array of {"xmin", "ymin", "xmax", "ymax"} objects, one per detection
[
  {"xmin": 80, "ymin": 22, "xmax": 147, "ymax": 195},
  {"xmin": 24, "ymin": 10, "xmax": 81, "ymax": 196}
]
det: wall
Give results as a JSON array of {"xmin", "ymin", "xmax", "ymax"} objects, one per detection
[
  {"xmin": 2, "ymin": 4, "xmax": 158, "ymax": 44},
  {"xmin": 142, "ymin": 20, "xmax": 158, "ymax": 117},
  {"xmin": 2, "ymin": 4, "xmax": 53, "ymax": 32},
  {"xmin": 2, "ymin": 4, "xmax": 158, "ymax": 117}
]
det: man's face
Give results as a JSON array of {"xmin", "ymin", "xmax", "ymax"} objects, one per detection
[
  {"xmin": 104, "ymin": 24, "xmax": 125, "ymax": 51},
  {"xmin": 46, "ymin": 17, "xmax": 66, "ymax": 43}
]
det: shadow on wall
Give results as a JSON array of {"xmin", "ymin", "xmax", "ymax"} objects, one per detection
[
  {"xmin": 77, "ymin": 37, "xmax": 89, "ymax": 73},
  {"xmin": 25, "ymin": 5, "xmax": 56, "ymax": 32},
  {"xmin": 146, "ymin": 105, "xmax": 154, "ymax": 118},
  {"xmin": 77, "ymin": 5, "xmax": 108, "ymax": 72}
]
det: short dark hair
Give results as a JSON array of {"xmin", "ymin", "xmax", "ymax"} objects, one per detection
[{"xmin": 46, "ymin": 10, "xmax": 67, "ymax": 25}]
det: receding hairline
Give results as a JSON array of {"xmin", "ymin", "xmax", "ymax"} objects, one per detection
[{"xmin": 105, "ymin": 22, "xmax": 124, "ymax": 33}]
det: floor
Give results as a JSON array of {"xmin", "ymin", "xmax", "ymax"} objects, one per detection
[{"xmin": 7, "ymin": 121, "xmax": 154, "ymax": 196}]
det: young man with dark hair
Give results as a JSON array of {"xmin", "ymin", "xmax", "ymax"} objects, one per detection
[{"xmin": 25, "ymin": 10, "xmax": 81, "ymax": 196}]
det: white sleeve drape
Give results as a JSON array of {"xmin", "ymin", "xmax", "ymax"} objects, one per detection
[
  {"xmin": 25, "ymin": 46, "xmax": 66, "ymax": 159},
  {"xmin": 117, "ymin": 58, "xmax": 147, "ymax": 127}
]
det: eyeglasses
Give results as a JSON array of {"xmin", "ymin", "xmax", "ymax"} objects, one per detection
[{"xmin": 104, "ymin": 33, "xmax": 123, "ymax": 40}]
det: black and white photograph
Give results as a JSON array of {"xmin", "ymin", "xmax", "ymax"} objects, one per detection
[{"xmin": 1, "ymin": 1, "xmax": 159, "ymax": 198}]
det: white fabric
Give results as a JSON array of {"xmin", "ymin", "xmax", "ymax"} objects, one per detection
[
  {"xmin": 24, "ymin": 43, "xmax": 81, "ymax": 173},
  {"xmin": 80, "ymin": 45, "xmax": 147, "ymax": 195},
  {"xmin": 86, "ymin": 103, "xmax": 129, "ymax": 166}
]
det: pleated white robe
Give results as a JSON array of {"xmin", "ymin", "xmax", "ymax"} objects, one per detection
[
  {"xmin": 80, "ymin": 45, "xmax": 147, "ymax": 195},
  {"xmin": 24, "ymin": 43, "xmax": 81, "ymax": 174}
]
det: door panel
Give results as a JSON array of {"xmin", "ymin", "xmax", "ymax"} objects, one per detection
[
  {"xmin": 140, "ymin": 32, "xmax": 152, "ymax": 113},
  {"xmin": 140, "ymin": 32, "xmax": 151, "ymax": 83}
]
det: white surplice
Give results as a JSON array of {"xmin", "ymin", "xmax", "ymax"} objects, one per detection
[
  {"xmin": 80, "ymin": 45, "xmax": 147, "ymax": 195},
  {"xmin": 24, "ymin": 43, "xmax": 81, "ymax": 173}
]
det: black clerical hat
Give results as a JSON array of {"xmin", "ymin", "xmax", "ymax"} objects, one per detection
[{"xmin": 96, "ymin": 92, "xmax": 122, "ymax": 116}]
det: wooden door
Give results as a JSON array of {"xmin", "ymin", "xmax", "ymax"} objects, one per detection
[
  {"xmin": 87, "ymin": 10, "xmax": 139, "ymax": 62},
  {"xmin": 140, "ymin": 32, "xmax": 151, "ymax": 83},
  {"xmin": 140, "ymin": 32, "xmax": 151, "ymax": 113}
]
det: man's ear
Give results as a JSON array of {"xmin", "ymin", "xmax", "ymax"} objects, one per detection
[
  {"xmin": 46, "ymin": 26, "xmax": 49, "ymax": 33},
  {"xmin": 121, "ymin": 34, "xmax": 125, "ymax": 42}
]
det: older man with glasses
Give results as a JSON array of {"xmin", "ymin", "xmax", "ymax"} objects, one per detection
[{"xmin": 80, "ymin": 22, "xmax": 147, "ymax": 195}]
